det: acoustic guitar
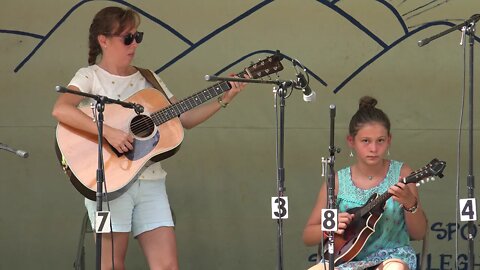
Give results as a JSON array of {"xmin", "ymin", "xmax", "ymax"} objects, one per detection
[
  {"xmin": 55, "ymin": 54, "xmax": 284, "ymax": 200},
  {"xmin": 312, "ymin": 158, "xmax": 446, "ymax": 268}
]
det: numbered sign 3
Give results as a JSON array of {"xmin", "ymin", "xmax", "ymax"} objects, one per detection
[
  {"xmin": 95, "ymin": 211, "xmax": 112, "ymax": 233},
  {"xmin": 271, "ymin": 196, "xmax": 288, "ymax": 219}
]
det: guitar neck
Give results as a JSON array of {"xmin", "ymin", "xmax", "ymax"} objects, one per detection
[{"xmin": 150, "ymin": 70, "xmax": 247, "ymax": 126}]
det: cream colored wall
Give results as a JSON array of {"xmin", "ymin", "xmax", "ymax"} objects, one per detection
[{"xmin": 1, "ymin": 1, "xmax": 479, "ymax": 269}]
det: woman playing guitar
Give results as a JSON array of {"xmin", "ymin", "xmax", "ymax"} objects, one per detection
[
  {"xmin": 303, "ymin": 96, "xmax": 428, "ymax": 270},
  {"xmin": 52, "ymin": 6, "xmax": 247, "ymax": 270}
]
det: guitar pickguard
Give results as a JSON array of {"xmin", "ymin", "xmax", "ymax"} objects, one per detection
[{"xmin": 125, "ymin": 131, "xmax": 160, "ymax": 160}]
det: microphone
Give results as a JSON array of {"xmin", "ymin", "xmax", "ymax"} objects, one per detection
[
  {"xmin": 296, "ymin": 73, "xmax": 316, "ymax": 102},
  {"xmin": 0, "ymin": 143, "xmax": 29, "ymax": 158}
]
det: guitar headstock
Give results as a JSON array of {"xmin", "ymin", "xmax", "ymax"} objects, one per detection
[
  {"xmin": 402, "ymin": 158, "xmax": 447, "ymax": 186},
  {"xmin": 244, "ymin": 53, "xmax": 284, "ymax": 79}
]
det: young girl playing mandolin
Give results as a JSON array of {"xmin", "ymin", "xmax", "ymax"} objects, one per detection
[
  {"xmin": 52, "ymin": 6, "xmax": 247, "ymax": 270},
  {"xmin": 303, "ymin": 96, "xmax": 428, "ymax": 270}
]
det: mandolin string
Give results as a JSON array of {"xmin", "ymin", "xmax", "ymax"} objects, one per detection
[
  {"xmin": 360, "ymin": 165, "xmax": 436, "ymax": 216},
  {"xmin": 357, "ymin": 161, "xmax": 443, "ymax": 224}
]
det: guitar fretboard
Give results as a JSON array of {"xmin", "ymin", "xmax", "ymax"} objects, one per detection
[
  {"xmin": 150, "ymin": 81, "xmax": 231, "ymax": 126},
  {"xmin": 145, "ymin": 53, "xmax": 284, "ymax": 126}
]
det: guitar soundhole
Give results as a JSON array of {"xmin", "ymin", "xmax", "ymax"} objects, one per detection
[{"xmin": 130, "ymin": 115, "xmax": 155, "ymax": 138}]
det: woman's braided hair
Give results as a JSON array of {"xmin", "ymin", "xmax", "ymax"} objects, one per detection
[{"xmin": 88, "ymin": 6, "xmax": 140, "ymax": 65}]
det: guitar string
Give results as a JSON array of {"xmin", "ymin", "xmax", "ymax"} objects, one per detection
[
  {"xmin": 129, "ymin": 68, "xmax": 256, "ymax": 133},
  {"xmin": 129, "ymin": 65, "xmax": 275, "ymax": 134},
  {"xmin": 129, "ymin": 82, "xmax": 230, "ymax": 133},
  {"xmin": 131, "ymin": 77, "xmax": 235, "ymax": 130}
]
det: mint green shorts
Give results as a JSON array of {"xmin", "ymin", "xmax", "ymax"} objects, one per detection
[{"xmin": 85, "ymin": 179, "xmax": 174, "ymax": 237}]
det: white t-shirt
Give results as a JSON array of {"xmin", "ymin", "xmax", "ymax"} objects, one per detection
[{"xmin": 68, "ymin": 65, "xmax": 175, "ymax": 180}]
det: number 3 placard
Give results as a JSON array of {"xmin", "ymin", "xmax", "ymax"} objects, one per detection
[{"xmin": 271, "ymin": 196, "xmax": 288, "ymax": 219}]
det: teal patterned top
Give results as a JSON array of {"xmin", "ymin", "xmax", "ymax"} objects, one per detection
[{"xmin": 335, "ymin": 160, "xmax": 417, "ymax": 270}]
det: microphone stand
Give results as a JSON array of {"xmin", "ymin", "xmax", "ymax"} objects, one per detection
[
  {"xmin": 55, "ymin": 86, "xmax": 144, "ymax": 270},
  {"xmin": 205, "ymin": 75, "xmax": 300, "ymax": 270},
  {"xmin": 0, "ymin": 142, "xmax": 29, "ymax": 158},
  {"xmin": 274, "ymin": 80, "xmax": 289, "ymax": 270},
  {"xmin": 326, "ymin": 105, "xmax": 339, "ymax": 270},
  {"xmin": 418, "ymin": 14, "xmax": 479, "ymax": 270}
]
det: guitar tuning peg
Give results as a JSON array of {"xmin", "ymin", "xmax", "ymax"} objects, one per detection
[
  {"xmin": 420, "ymin": 180, "xmax": 425, "ymax": 184},
  {"xmin": 416, "ymin": 183, "xmax": 421, "ymax": 187}
]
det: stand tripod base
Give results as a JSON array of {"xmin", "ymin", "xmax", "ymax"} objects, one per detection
[{"xmin": 74, "ymin": 212, "xmax": 93, "ymax": 270}]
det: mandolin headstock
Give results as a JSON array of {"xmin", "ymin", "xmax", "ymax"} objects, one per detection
[{"xmin": 402, "ymin": 158, "xmax": 446, "ymax": 186}]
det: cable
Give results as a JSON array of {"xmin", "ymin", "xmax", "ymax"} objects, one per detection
[
  {"xmin": 454, "ymin": 26, "xmax": 468, "ymax": 269},
  {"xmin": 103, "ymin": 182, "xmax": 116, "ymax": 270}
]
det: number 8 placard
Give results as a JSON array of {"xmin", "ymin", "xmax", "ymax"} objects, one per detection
[{"xmin": 321, "ymin": 209, "xmax": 338, "ymax": 232}]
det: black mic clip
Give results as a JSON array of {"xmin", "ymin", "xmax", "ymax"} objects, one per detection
[
  {"xmin": 292, "ymin": 59, "xmax": 316, "ymax": 102},
  {"xmin": 132, "ymin": 103, "xmax": 144, "ymax": 115}
]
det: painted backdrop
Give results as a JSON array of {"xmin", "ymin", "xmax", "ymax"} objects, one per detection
[{"xmin": 1, "ymin": 1, "xmax": 479, "ymax": 269}]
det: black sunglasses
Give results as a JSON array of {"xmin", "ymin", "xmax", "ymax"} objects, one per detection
[{"xmin": 118, "ymin": 31, "xmax": 144, "ymax": 46}]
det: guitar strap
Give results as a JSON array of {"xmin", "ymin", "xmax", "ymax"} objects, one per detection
[
  {"xmin": 135, "ymin": 67, "xmax": 172, "ymax": 105},
  {"xmin": 133, "ymin": 67, "xmax": 178, "ymax": 223}
]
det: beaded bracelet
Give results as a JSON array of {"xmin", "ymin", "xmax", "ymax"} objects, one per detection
[
  {"xmin": 403, "ymin": 199, "xmax": 418, "ymax": 213},
  {"xmin": 217, "ymin": 96, "xmax": 228, "ymax": 108}
]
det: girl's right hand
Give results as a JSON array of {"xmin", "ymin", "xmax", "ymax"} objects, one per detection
[{"xmin": 336, "ymin": 212, "xmax": 354, "ymax": 235}]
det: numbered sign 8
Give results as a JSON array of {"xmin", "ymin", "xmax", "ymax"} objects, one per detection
[{"xmin": 321, "ymin": 209, "xmax": 338, "ymax": 232}]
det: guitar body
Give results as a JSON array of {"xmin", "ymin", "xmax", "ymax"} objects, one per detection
[
  {"xmin": 56, "ymin": 88, "xmax": 184, "ymax": 201},
  {"xmin": 323, "ymin": 194, "xmax": 384, "ymax": 266}
]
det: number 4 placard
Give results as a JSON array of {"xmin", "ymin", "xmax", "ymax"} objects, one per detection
[
  {"xmin": 95, "ymin": 211, "xmax": 111, "ymax": 233},
  {"xmin": 459, "ymin": 198, "xmax": 477, "ymax": 222}
]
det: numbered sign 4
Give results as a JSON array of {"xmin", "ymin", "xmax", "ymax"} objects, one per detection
[
  {"xmin": 95, "ymin": 211, "xmax": 112, "ymax": 233},
  {"xmin": 321, "ymin": 209, "xmax": 338, "ymax": 232},
  {"xmin": 271, "ymin": 196, "xmax": 288, "ymax": 219},
  {"xmin": 459, "ymin": 198, "xmax": 477, "ymax": 222}
]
